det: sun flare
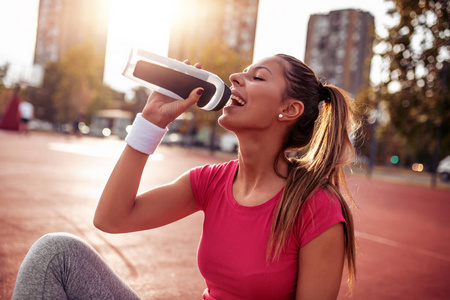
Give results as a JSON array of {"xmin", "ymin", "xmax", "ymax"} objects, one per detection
[{"xmin": 104, "ymin": 0, "xmax": 174, "ymax": 92}]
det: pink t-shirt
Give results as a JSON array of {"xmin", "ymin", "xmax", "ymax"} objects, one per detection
[{"xmin": 190, "ymin": 160, "xmax": 345, "ymax": 300}]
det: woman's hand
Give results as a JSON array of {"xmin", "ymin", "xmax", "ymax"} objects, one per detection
[{"xmin": 141, "ymin": 61, "xmax": 203, "ymax": 129}]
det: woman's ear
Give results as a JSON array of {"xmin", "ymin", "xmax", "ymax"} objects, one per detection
[{"xmin": 280, "ymin": 99, "xmax": 304, "ymax": 121}]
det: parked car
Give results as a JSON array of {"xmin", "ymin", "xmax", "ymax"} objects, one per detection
[{"xmin": 437, "ymin": 156, "xmax": 450, "ymax": 182}]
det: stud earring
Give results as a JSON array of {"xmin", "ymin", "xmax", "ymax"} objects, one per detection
[{"xmin": 278, "ymin": 113, "xmax": 283, "ymax": 118}]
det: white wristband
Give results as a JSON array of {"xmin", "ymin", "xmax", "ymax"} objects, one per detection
[{"xmin": 125, "ymin": 113, "xmax": 168, "ymax": 155}]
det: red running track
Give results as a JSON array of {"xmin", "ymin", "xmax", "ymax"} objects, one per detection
[{"xmin": 0, "ymin": 130, "xmax": 449, "ymax": 299}]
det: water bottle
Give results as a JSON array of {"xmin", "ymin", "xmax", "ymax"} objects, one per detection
[{"xmin": 122, "ymin": 49, "xmax": 231, "ymax": 111}]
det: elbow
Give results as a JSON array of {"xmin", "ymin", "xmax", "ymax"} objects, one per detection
[
  {"xmin": 93, "ymin": 216, "xmax": 109, "ymax": 233},
  {"xmin": 93, "ymin": 214, "xmax": 120, "ymax": 234}
]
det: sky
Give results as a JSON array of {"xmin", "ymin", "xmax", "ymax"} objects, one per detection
[{"xmin": 0, "ymin": 0, "xmax": 394, "ymax": 94}]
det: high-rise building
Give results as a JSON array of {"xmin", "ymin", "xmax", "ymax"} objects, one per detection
[
  {"xmin": 168, "ymin": 0, "xmax": 259, "ymax": 66},
  {"xmin": 305, "ymin": 9, "xmax": 375, "ymax": 96},
  {"xmin": 34, "ymin": 0, "xmax": 110, "ymax": 79}
]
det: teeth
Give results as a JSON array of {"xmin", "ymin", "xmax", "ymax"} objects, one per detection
[{"xmin": 230, "ymin": 94, "xmax": 246, "ymax": 106}]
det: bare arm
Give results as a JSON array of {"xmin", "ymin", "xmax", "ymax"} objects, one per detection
[
  {"xmin": 93, "ymin": 145, "xmax": 199, "ymax": 233},
  {"xmin": 296, "ymin": 223, "xmax": 345, "ymax": 300},
  {"xmin": 94, "ymin": 63, "xmax": 204, "ymax": 233}
]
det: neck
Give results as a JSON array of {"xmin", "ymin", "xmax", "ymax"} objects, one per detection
[{"xmin": 234, "ymin": 128, "xmax": 288, "ymax": 196}]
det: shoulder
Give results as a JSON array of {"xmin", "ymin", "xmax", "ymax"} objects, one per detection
[
  {"xmin": 189, "ymin": 160, "xmax": 238, "ymax": 210},
  {"xmin": 190, "ymin": 159, "xmax": 238, "ymax": 180},
  {"xmin": 295, "ymin": 188, "xmax": 345, "ymax": 248},
  {"xmin": 303, "ymin": 189, "xmax": 343, "ymax": 215}
]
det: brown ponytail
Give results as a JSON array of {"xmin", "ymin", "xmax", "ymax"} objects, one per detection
[{"xmin": 268, "ymin": 54, "xmax": 359, "ymax": 291}]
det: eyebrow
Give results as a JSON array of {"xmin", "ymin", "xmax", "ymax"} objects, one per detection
[{"xmin": 243, "ymin": 65, "xmax": 273, "ymax": 75}]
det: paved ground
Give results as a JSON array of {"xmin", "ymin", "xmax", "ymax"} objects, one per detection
[{"xmin": 1, "ymin": 130, "xmax": 449, "ymax": 299}]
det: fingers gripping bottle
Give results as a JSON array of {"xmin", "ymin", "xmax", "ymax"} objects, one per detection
[{"xmin": 122, "ymin": 49, "xmax": 231, "ymax": 111}]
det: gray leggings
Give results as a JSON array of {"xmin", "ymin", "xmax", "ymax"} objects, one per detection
[{"xmin": 12, "ymin": 233, "xmax": 142, "ymax": 300}]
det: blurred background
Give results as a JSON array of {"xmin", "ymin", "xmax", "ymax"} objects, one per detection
[
  {"xmin": 1, "ymin": 1, "xmax": 450, "ymax": 299},
  {"xmin": 0, "ymin": 0, "xmax": 449, "ymax": 182}
]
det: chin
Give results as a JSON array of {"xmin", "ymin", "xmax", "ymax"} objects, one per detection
[
  {"xmin": 219, "ymin": 118, "xmax": 253, "ymax": 138},
  {"xmin": 218, "ymin": 114, "xmax": 238, "ymax": 132},
  {"xmin": 218, "ymin": 114, "xmax": 230, "ymax": 130}
]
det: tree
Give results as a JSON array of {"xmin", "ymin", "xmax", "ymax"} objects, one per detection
[
  {"xmin": 0, "ymin": 63, "xmax": 8, "ymax": 91},
  {"xmin": 379, "ymin": 0, "xmax": 450, "ymax": 170},
  {"xmin": 35, "ymin": 41, "xmax": 113, "ymax": 125},
  {"xmin": 0, "ymin": 64, "xmax": 9, "ymax": 112},
  {"xmin": 34, "ymin": 61, "xmax": 61, "ymax": 122},
  {"xmin": 53, "ymin": 41, "xmax": 107, "ymax": 123}
]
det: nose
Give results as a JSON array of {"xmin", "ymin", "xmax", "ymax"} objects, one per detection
[{"xmin": 229, "ymin": 73, "xmax": 244, "ymax": 87}]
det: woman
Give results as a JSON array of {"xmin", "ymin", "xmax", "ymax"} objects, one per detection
[{"xmin": 13, "ymin": 54, "xmax": 358, "ymax": 299}]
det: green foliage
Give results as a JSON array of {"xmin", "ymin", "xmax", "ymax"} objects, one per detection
[
  {"xmin": 198, "ymin": 39, "xmax": 251, "ymax": 84},
  {"xmin": 40, "ymin": 61, "xmax": 63, "ymax": 122},
  {"xmin": 379, "ymin": 0, "xmax": 450, "ymax": 165},
  {"xmin": 85, "ymin": 85, "xmax": 116, "ymax": 123},
  {"xmin": 0, "ymin": 63, "xmax": 8, "ymax": 92},
  {"xmin": 38, "ymin": 41, "xmax": 112, "ymax": 124}
]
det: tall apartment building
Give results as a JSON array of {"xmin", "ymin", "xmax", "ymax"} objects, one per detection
[
  {"xmin": 168, "ymin": 0, "xmax": 259, "ymax": 66},
  {"xmin": 305, "ymin": 9, "xmax": 375, "ymax": 96},
  {"xmin": 34, "ymin": 0, "xmax": 110, "ymax": 79}
]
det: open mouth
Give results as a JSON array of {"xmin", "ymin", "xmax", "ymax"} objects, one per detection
[{"xmin": 228, "ymin": 94, "xmax": 246, "ymax": 106}]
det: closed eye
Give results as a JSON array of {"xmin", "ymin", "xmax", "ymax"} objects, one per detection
[{"xmin": 253, "ymin": 77, "xmax": 264, "ymax": 81}]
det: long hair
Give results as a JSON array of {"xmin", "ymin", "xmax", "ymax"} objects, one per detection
[{"xmin": 267, "ymin": 54, "xmax": 359, "ymax": 291}]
